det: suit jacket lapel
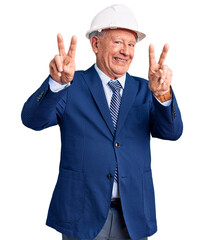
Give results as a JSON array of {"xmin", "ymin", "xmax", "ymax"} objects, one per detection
[
  {"xmin": 82, "ymin": 65, "xmax": 115, "ymax": 136},
  {"xmin": 115, "ymin": 73, "xmax": 139, "ymax": 137}
]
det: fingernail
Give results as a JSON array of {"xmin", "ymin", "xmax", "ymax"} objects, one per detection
[
  {"xmin": 59, "ymin": 66, "xmax": 63, "ymax": 72},
  {"xmin": 160, "ymin": 79, "xmax": 164, "ymax": 84},
  {"xmin": 58, "ymin": 72, "xmax": 62, "ymax": 77}
]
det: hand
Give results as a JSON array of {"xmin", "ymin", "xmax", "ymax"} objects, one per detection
[
  {"xmin": 49, "ymin": 34, "xmax": 77, "ymax": 84},
  {"xmin": 148, "ymin": 43, "xmax": 172, "ymax": 96}
]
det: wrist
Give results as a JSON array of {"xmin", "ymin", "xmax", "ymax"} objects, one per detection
[
  {"xmin": 49, "ymin": 76, "xmax": 70, "ymax": 92},
  {"xmin": 155, "ymin": 88, "xmax": 171, "ymax": 102}
]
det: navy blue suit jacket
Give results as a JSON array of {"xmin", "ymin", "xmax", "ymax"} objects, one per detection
[{"xmin": 21, "ymin": 65, "xmax": 183, "ymax": 240}]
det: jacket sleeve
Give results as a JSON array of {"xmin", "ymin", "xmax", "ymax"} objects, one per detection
[
  {"xmin": 150, "ymin": 88, "xmax": 183, "ymax": 140},
  {"xmin": 21, "ymin": 76, "xmax": 68, "ymax": 131}
]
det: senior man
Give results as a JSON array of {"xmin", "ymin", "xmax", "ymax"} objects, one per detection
[{"xmin": 21, "ymin": 4, "xmax": 183, "ymax": 240}]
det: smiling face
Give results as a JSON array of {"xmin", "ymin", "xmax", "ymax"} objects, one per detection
[{"xmin": 90, "ymin": 29, "xmax": 137, "ymax": 79}]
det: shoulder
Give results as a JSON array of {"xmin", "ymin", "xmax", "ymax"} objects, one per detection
[
  {"xmin": 73, "ymin": 65, "xmax": 95, "ymax": 80},
  {"xmin": 127, "ymin": 73, "xmax": 149, "ymax": 86},
  {"xmin": 70, "ymin": 70, "xmax": 86, "ymax": 85},
  {"xmin": 126, "ymin": 73, "xmax": 153, "ymax": 102},
  {"xmin": 127, "ymin": 73, "xmax": 150, "ymax": 92},
  {"xmin": 67, "ymin": 67, "xmax": 94, "ymax": 90},
  {"xmin": 74, "ymin": 70, "xmax": 85, "ymax": 78}
]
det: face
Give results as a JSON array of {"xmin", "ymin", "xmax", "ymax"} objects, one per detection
[{"xmin": 91, "ymin": 29, "xmax": 137, "ymax": 79}]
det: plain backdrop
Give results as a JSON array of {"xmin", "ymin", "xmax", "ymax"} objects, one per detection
[{"xmin": 0, "ymin": 0, "xmax": 203, "ymax": 239}]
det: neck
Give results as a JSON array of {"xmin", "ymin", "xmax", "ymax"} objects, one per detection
[{"xmin": 95, "ymin": 63, "xmax": 125, "ymax": 80}]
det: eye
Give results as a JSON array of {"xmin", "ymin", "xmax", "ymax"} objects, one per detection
[
  {"xmin": 129, "ymin": 43, "xmax": 135, "ymax": 47},
  {"xmin": 115, "ymin": 41, "xmax": 121, "ymax": 44}
]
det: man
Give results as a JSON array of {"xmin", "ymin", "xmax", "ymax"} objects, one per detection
[{"xmin": 21, "ymin": 4, "xmax": 183, "ymax": 240}]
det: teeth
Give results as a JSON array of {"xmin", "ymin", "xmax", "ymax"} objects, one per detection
[{"xmin": 115, "ymin": 57, "xmax": 127, "ymax": 62}]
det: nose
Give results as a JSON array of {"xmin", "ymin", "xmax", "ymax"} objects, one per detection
[{"xmin": 120, "ymin": 44, "xmax": 129, "ymax": 56}]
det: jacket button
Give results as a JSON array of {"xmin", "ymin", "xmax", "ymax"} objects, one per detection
[
  {"xmin": 107, "ymin": 174, "xmax": 113, "ymax": 179},
  {"xmin": 115, "ymin": 142, "xmax": 120, "ymax": 148}
]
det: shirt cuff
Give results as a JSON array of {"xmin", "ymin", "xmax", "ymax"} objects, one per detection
[
  {"xmin": 48, "ymin": 76, "xmax": 70, "ymax": 92},
  {"xmin": 154, "ymin": 95, "xmax": 172, "ymax": 106}
]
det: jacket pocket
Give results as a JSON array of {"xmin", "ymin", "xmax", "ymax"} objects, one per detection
[
  {"xmin": 143, "ymin": 170, "xmax": 156, "ymax": 221},
  {"xmin": 50, "ymin": 168, "xmax": 85, "ymax": 223}
]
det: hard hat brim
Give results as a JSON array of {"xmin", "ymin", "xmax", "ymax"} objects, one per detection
[{"xmin": 86, "ymin": 27, "xmax": 146, "ymax": 42}]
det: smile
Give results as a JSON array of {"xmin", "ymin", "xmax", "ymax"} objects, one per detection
[{"xmin": 114, "ymin": 57, "xmax": 128, "ymax": 62}]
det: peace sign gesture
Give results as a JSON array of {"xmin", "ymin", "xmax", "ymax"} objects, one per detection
[
  {"xmin": 148, "ymin": 43, "xmax": 172, "ymax": 96},
  {"xmin": 49, "ymin": 34, "xmax": 77, "ymax": 84}
]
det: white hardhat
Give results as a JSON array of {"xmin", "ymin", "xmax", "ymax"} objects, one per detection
[{"xmin": 86, "ymin": 4, "xmax": 146, "ymax": 42}]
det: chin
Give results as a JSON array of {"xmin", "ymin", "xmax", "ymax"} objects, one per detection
[{"xmin": 112, "ymin": 67, "xmax": 128, "ymax": 77}]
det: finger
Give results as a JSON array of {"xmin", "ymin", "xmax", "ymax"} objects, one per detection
[
  {"xmin": 62, "ymin": 64, "xmax": 75, "ymax": 82},
  {"xmin": 57, "ymin": 33, "xmax": 66, "ymax": 56},
  {"xmin": 149, "ymin": 44, "xmax": 157, "ymax": 68},
  {"xmin": 54, "ymin": 55, "xmax": 63, "ymax": 72},
  {"xmin": 166, "ymin": 68, "xmax": 173, "ymax": 85},
  {"xmin": 150, "ymin": 68, "xmax": 162, "ymax": 79},
  {"xmin": 160, "ymin": 65, "xmax": 168, "ymax": 84},
  {"xmin": 49, "ymin": 59, "xmax": 61, "ymax": 77},
  {"xmin": 148, "ymin": 75, "xmax": 161, "ymax": 94},
  {"xmin": 63, "ymin": 61, "xmax": 75, "ymax": 74},
  {"xmin": 158, "ymin": 43, "xmax": 169, "ymax": 66},
  {"xmin": 67, "ymin": 35, "xmax": 77, "ymax": 59}
]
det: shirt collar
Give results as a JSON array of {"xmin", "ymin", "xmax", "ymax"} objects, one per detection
[{"xmin": 94, "ymin": 64, "xmax": 126, "ymax": 89}]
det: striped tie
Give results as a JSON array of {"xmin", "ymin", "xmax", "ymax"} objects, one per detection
[
  {"xmin": 108, "ymin": 79, "xmax": 122, "ymax": 183},
  {"xmin": 108, "ymin": 80, "xmax": 122, "ymax": 130}
]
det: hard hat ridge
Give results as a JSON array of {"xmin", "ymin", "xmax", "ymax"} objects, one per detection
[{"xmin": 86, "ymin": 4, "xmax": 146, "ymax": 42}]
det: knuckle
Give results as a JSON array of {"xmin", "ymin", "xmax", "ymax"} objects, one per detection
[
  {"xmin": 54, "ymin": 55, "xmax": 61, "ymax": 64},
  {"xmin": 49, "ymin": 59, "xmax": 55, "ymax": 68},
  {"xmin": 162, "ymin": 65, "xmax": 168, "ymax": 69},
  {"xmin": 54, "ymin": 54, "xmax": 59, "ymax": 60}
]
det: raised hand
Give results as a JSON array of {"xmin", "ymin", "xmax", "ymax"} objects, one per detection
[
  {"xmin": 148, "ymin": 44, "xmax": 172, "ymax": 96},
  {"xmin": 49, "ymin": 34, "xmax": 77, "ymax": 84}
]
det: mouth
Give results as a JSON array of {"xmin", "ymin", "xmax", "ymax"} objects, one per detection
[{"xmin": 114, "ymin": 57, "xmax": 128, "ymax": 62}]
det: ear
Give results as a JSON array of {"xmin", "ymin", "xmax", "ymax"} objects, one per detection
[{"xmin": 90, "ymin": 36, "xmax": 100, "ymax": 54}]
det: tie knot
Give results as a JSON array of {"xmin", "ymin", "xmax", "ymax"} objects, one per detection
[{"xmin": 108, "ymin": 80, "xmax": 122, "ymax": 93}]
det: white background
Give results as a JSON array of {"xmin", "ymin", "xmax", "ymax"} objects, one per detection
[{"xmin": 0, "ymin": 0, "xmax": 203, "ymax": 239}]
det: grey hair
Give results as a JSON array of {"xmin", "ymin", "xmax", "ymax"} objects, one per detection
[
  {"xmin": 89, "ymin": 29, "xmax": 138, "ymax": 41},
  {"xmin": 89, "ymin": 30, "xmax": 107, "ymax": 39}
]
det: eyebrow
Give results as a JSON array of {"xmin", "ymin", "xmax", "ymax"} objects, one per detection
[{"xmin": 111, "ymin": 36, "xmax": 136, "ymax": 43}]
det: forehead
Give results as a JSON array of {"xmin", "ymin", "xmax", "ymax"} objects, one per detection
[{"xmin": 104, "ymin": 29, "xmax": 137, "ymax": 42}]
